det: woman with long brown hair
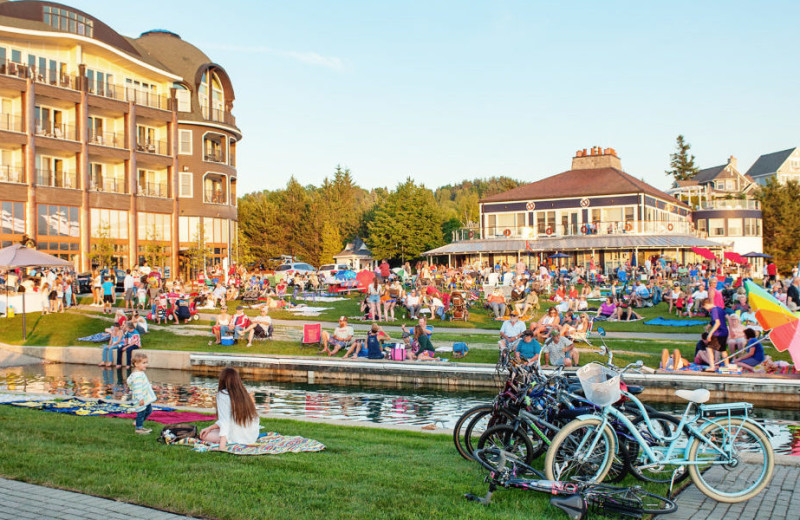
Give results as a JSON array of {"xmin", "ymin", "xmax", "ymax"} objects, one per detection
[{"xmin": 199, "ymin": 368, "xmax": 259, "ymax": 449}]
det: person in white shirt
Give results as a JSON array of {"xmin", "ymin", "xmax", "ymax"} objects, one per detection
[
  {"xmin": 199, "ymin": 368, "xmax": 260, "ymax": 450},
  {"xmin": 690, "ymin": 285, "xmax": 708, "ymax": 315},
  {"xmin": 123, "ymin": 270, "xmax": 136, "ymax": 310},
  {"xmin": 498, "ymin": 312, "xmax": 526, "ymax": 351},
  {"xmin": 321, "ymin": 316, "xmax": 355, "ymax": 356}
]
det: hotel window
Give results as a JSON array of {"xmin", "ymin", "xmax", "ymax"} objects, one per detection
[
  {"xmin": 708, "ymin": 218, "xmax": 726, "ymax": 237},
  {"xmin": 174, "ymin": 84, "xmax": 191, "ymax": 112},
  {"xmin": 727, "ymin": 218, "xmax": 743, "ymax": 237},
  {"xmin": 90, "ymin": 208, "xmax": 128, "ymax": 239},
  {"xmin": 179, "ymin": 216, "xmax": 200, "ymax": 243},
  {"xmin": 43, "ymin": 7, "xmax": 94, "ymax": 37},
  {"xmin": 204, "ymin": 174, "xmax": 226, "ymax": 204},
  {"xmin": 697, "ymin": 219, "xmax": 707, "ymax": 234},
  {"xmin": 138, "ymin": 169, "xmax": 168, "ymax": 198},
  {"xmin": 744, "ymin": 218, "xmax": 761, "ymax": 236},
  {"xmin": 199, "ymin": 70, "xmax": 225, "ymax": 121},
  {"xmin": 203, "ymin": 217, "xmax": 230, "ymax": 244},
  {"xmin": 37, "ymin": 205, "xmax": 79, "ymax": 237},
  {"xmin": 624, "ymin": 207, "xmax": 635, "ymax": 222},
  {"xmin": 178, "ymin": 130, "xmax": 192, "ymax": 155},
  {"xmin": 203, "ymin": 134, "xmax": 225, "ymax": 162},
  {"xmin": 1, "ymin": 201, "xmax": 25, "ymax": 235},
  {"xmin": 536, "ymin": 211, "xmax": 556, "ymax": 234},
  {"xmin": 179, "ymin": 172, "xmax": 193, "ymax": 198},
  {"xmin": 138, "ymin": 212, "xmax": 171, "ymax": 241}
]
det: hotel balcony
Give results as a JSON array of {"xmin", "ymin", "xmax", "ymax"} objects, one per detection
[
  {"xmin": 138, "ymin": 181, "xmax": 169, "ymax": 198},
  {"xmin": 89, "ymin": 129, "xmax": 125, "ymax": 149},
  {"xmin": 90, "ymin": 177, "xmax": 126, "ymax": 194},
  {"xmin": 203, "ymin": 107, "xmax": 236, "ymax": 126},
  {"xmin": 0, "ymin": 60, "xmax": 79, "ymax": 90},
  {"xmin": 204, "ymin": 151, "xmax": 226, "ymax": 164},
  {"xmin": 453, "ymin": 220, "xmax": 695, "ymax": 242},
  {"xmin": 0, "ymin": 165, "xmax": 23, "ymax": 183},
  {"xmin": 136, "ymin": 139, "xmax": 168, "ymax": 155},
  {"xmin": 0, "ymin": 113, "xmax": 22, "ymax": 132},
  {"xmin": 35, "ymin": 120, "xmax": 77, "ymax": 141},
  {"xmin": 35, "ymin": 168, "xmax": 77, "ymax": 189}
]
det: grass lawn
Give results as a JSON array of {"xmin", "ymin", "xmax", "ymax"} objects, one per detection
[{"xmin": 0, "ymin": 405, "xmax": 673, "ymax": 520}]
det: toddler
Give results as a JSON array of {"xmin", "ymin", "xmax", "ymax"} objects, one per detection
[
  {"xmin": 127, "ymin": 352, "xmax": 156, "ymax": 434},
  {"xmin": 137, "ymin": 283, "xmax": 147, "ymax": 310}
]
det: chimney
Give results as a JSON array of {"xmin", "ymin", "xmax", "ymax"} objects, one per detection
[
  {"xmin": 572, "ymin": 146, "xmax": 622, "ymax": 170},
  {"xmin": 728, "ymin": 155, "xmax": 738, "ymax": 170}
]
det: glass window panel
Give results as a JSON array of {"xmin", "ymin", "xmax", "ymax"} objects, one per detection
[
  {"xmin": 709, "ymin": 218, "xmax": 726, "ymax": 237},
  {"xmin": 69, "ymin": 207, "xmax": 79, "ymax": 237},
  {"xmin": 38, "ymin": 205, "xmax": 48, "ymax": 236},
  {"xmin": 727, "ymin": 218, "xmax": 742, "ymax": 237}
]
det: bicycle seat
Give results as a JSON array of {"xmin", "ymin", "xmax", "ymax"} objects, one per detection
[
  {"xmin": 550, "ymin": 494, "xmax": 587, "ymax": 520},
  {"xmin": 626, "ymin": 384, "xmax": 644, "ymax": 395},
  {"xmin": 676, "ymin": 388, "xmax": 710, "ymax": 403}
]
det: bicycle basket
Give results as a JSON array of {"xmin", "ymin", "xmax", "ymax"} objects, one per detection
[{"xmin": 577, "ymin": 363, "xmax": 621, "ymax": 407}]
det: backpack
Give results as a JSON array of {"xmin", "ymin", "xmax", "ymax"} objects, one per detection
[
  {"xmin": 158, "ymin": 423, "xmax": 198, "ymax": 444},
  {"xmin": 453, "ymin": 342, "xmax": 469, "ymax": 358}
]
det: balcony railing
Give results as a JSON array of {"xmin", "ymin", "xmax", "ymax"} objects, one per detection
[
  {"xmin": 35, "ymin": 169, "xmax": 77, "ymax": 189},
  {"xmin": 0, "ymin": 113, "xmax": 23, "ymax": 132},
  {"xmin": 91, "ymin": 177, "xmax": 126, "ymax": 194},
  {"xmin": 454, "ymin": 220, "xmax": 695, "ymax": 241},
  {"xmin": 204, "ymin": 107, "xmax": 236, "ymax": 126},
  {"xmin": 699, "ymin": 199, "xmax": 760, "ymax": 210},
  {"xmin": 204, "ymin": 188, "xmax": 227, "ymax": 204},
  {"xmin": 0, "ymin": 165, "xmax": 24, "ymax": 183},
  {"xmin": 136, "ymin": 139, "xmax": 168, "ymax": 155},
  {"xmin": 0, "ymin": 60, "xmax": 79, "ymax": 90},
  {"xmin": 204, "ymin": 151, "xmax": 226, "ymax": 164},
  {"xmin": 138, "ymin": 181, "xmax": 168, "ymax": 198},
  {"xmin": 125, "ymin": 87, "xmax": 169, "ymax": 110},
  {"xmin": 35, "ymin": 120, "xmax": 77, "ymax": 141},
  {"xmin": 89, "ymin": 129, "xmax": 125, "ymax": 149}
]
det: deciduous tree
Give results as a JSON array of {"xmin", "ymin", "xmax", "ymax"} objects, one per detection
[{"xmin": 759, "ymin": 178, "xmax": 800, "ymax": 273}]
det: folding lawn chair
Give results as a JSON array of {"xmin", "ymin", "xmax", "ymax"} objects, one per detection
[{"xmin": 302, "ymin": 323, "xmax": 322, "ymax": 348}]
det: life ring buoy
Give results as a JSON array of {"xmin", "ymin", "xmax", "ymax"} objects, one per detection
[
  {"xmin": 667, "ymin": 223, "xmax": 674, "ymax": 231},
  {"xmin": 625, "ymin": 222, "xmax": 633, "ymax": 232},
  {"xmin": 580, "ymin": 225, "xmax": 588, "ymax": 234},
  {"xmin": 503, "ymin": 229, "xmax": 512, "ymax": 237},
  {"xmin": 545, "ymin": 227, "xmax": 553, "ymax": 236},
  {"xmin": 468, "ymin": 230, "xmax": 475, "ymax": 239}
]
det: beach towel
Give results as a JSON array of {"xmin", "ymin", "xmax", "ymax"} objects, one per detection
[
  {"xmin": 108, "ymin": 411, "xmax": 216, "ymax": 424},
  {"xmin": 644, "ymin": 317, "xmax": 707, "ymax": 327},
  {"xmin": 7, "ymin": 398, "xmax": 174, "ymax": 416},
  {"xmin": 77, "ymin": 332, "xmax": 111, "ymax": 343},
  {"xmin": 173, "ymin": 431, "xmax": 326, "ymax": 455}
]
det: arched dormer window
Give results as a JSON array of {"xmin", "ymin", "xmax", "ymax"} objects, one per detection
[
  {"xmin": 174, "ymin": 82, "xmax": 190, "ymax": 112},
  {"xmin": 198, "ymin": 70, "xmax": 225, "ymax": 121}
]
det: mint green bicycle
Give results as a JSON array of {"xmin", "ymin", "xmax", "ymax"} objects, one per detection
[{"xmin": 543, "ymin": 362, "xmax": 774, "ymax": 503}]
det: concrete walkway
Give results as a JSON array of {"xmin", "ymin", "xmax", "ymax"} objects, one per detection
[
  {"xmin": 0, "ymin": 478, "xmax": 193, "ymax": 520},
  {"xmin": 663, "ymin": 463, "xmax": 800, "ymax": 520}
]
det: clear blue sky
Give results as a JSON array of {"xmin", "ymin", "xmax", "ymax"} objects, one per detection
[{"xmin": 68, "ymin": 0, "xmax": 800, "ymax": 195}]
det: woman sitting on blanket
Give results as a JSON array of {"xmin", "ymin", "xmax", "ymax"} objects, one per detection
[
  {"xmin": 410, "ymin": 325, "xmax": 436, "ymax": 360},
  {"xmin": 532, "ymin": 306, "xmax": 561, "ymax": 340},
  {"xmin": 596, "ymin": 296, "xmax": 616, "ymax": 319},
  {"xmin": 200, "ymin": 368, "xmax": 259, "ymax": 450}
]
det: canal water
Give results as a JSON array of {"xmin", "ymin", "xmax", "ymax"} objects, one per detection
[{"xmin": 1, "ymin": 363, "xmax": 799, "ymax": 455}]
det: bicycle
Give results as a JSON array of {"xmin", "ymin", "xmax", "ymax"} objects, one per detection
[
  {"xmin": 466, "ymin": 447, "xmax": 677, "ymax": 519},
  {"xmin": 544, "ymin": 362, "xmax": 774, "ymax": 503}
]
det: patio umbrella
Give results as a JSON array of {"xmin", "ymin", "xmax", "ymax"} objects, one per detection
[
  {"xmin": 741, "ymin": 252, "xmax": 772, "ymax": 259},
  {"xmin": 355, "ymin": 269, "xmax": 375, "ymax": 291},
  {"xmin": 0, "ymin": 244, "xmax": 72, "ymax": 340},
  {"xmin": 744, "ymin": 280, "xmax": 800, "ymax": 367},
  {"xmin": 548, "ymin": 253, "xmax": 569, "ymax": 259}
]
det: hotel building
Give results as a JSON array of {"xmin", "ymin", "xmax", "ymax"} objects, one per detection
[{"xmin": 0, "ymin": 0, "xmax": 240, "ymax": 276}]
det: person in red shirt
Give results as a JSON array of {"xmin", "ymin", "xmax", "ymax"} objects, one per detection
[
  {"xmin": 379, "ymin": 259, "xmax": 391, "ymax": 282},
  {"xmin": 767, "ymin": 262, "xmax": 777, "ymax": 284}
]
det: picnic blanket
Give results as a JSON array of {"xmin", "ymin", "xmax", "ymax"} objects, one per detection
[
  {"xmin": 299, "ymin": 295, "xmax": 345, "ymax": 302},
  {"xmin": 7, "ymin": 398, "xmax": 174, "ymax": 416},
  {"xmin": 644, "ymin": 317, "xmax": 707, "ymax": 327},
  {"xmin": 108, "ymin": 411, "xmax": 216, "ymax": 424},
  {"xmin": 495, "ymin": 315, "xmax": 534, "ymax": 322},
  {"xmin": 0, "ymin": 393, "xmax": 53, "ymax": 404},
  {"xmin": 172, "ymin": 431, "xmax": 326, "ymax": 455},
  {"xmin": 77, "ymin": 332, "xmax": 111, "ymax": 343}
]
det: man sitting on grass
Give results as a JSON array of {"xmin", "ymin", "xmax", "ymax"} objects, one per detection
[
  {"xmin": 321, "ymin": 316, "xmax": 354, "ymax": 356},
  {"xmin": 542, "ymin": 329, "xmax": 579, "ymax": 367},
  {"xmin": 243, "ymin": 307, "xmax": 273, "ymax": 347}
]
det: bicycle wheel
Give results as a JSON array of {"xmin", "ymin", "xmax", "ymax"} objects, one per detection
[
  {"xmin": 687, "ymin": 418, "xmax": 774, "ymax": 503},
  {"xmin": 477, "ymin": 425, "xmax": 534, "ymax": 467},
  {"xmin": 463, "ymin": 409, "xmax": 512, "ymax": 460},
  {"xmin": 604, "ymin": 437, "xmax": 630, "ymax": 484},
  {"xmin": 453, "ymin": 404, "xmax": 492, "ymax": 460},
  {"xmin": 544, "ymin": 417, "xmax": 616, "ymax": 483},
  {"xmin": 625, "ymin": 412, "xmax": 690, "ymax": 485},
  {"xmin": 586, "ymin": 485, "xmax": 677, "ymax": 516}
]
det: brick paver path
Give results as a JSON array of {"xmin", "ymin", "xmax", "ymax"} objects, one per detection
[
  {"xmin": 0, "ymin": 478, "xmax": 193, "ymax": 520},
  {"xmin": 663, "ymin": 463, "xmax": 800, "ymax": 520}
]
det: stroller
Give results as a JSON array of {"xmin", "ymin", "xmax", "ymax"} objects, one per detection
[
  {"xmin": 241, "ymin": 283, "xmax": 261, "ymax": 302},
  {"xmin": 450, "ymin": 291, "xmax": 469, "ymax": 321}
]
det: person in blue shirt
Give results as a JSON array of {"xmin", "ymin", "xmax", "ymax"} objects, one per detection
[
  {"xmin": 101, "ymin": 276, "xmax": 115, "ymax": 314},
  {"xmin": 515, "ymin": 330, "xmax": 541, "ymax": 365},
  {"xmin": 617, "ymin": 266, "xmax": 627, "ymax": 284},
  {"xmin": 735, "ymin": 328, "xmax": 765, "ymax": 372}
]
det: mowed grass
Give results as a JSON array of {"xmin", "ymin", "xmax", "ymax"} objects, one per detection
[{"xmin": 0, "ymin": 405, "xmax": 582, "ymax": 520}]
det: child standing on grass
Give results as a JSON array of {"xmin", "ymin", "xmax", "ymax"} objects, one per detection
[
  {"xmin": 127, "ymin": 352, "xmax": 156, "ymax": 434},
  {"xmin": 137, "ymin": 283, "xmax": 147, "ymax": 311},
  {"xmin": 102, "ymin": 276, "xmax": 115, "ymax": 314}
]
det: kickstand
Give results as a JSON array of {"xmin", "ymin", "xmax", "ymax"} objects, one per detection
[{"xmin": 668, "ymin": 467, "xmax": 681, "ymax": 498}]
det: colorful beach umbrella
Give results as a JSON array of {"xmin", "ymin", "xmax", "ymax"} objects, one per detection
[{"xmin": 744, "ymin": 280, "xmax": 800, "ymax": 367}]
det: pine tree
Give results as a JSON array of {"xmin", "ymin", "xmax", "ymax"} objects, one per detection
[
  {"xmin": 759, "ymin": 178, "xmax": 800, "ymax": 273},
  {"xmin": 666, "ymin": 135, "xmax": 699, "ymax": 181}
]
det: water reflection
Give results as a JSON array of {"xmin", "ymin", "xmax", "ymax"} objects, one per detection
[{"xmin": 1, "ymin": 363, "xmax": 799, "ymax": 455}]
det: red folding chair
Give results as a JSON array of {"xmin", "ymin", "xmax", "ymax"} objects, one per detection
[{"xmin": 302, "ymin": 323, "xmax": 322, "ymax": 348}]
